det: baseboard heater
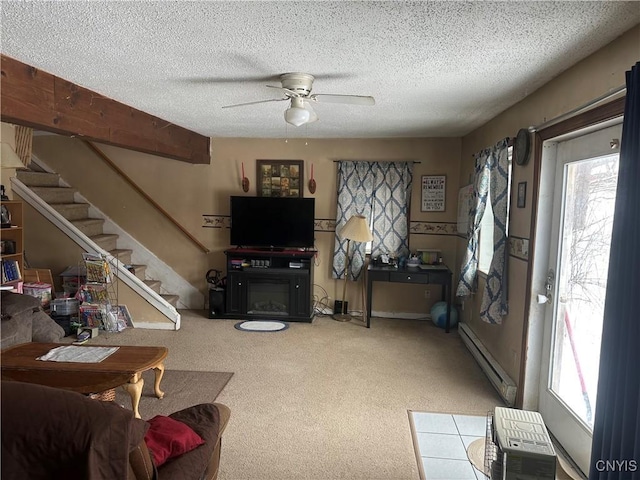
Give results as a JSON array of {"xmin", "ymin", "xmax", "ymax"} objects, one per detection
[{"xmin": 458, "ymin": 322, "xmax": 516, "ymax": 406}]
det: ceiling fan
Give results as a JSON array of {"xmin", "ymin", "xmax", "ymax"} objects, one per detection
[{"xmin": 221, "ymin": 72, "xmax": 375, "ymax": 127}]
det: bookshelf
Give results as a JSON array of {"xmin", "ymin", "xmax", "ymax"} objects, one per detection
[{"xmin": 1, "ymin": 200, "xmax": 24, "ymax": 289}]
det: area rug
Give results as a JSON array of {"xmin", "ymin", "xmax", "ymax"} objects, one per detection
[
  {"xmin": 113, "ymin": 369, "xmax": 233, "ymax": 420},
  {"xmin": 234, "ymin": 320, "xmax": 289, "ymax": 332},
  {"xmin": 466, "ymin": 438, "xmax": 489, "ymax": 476}
]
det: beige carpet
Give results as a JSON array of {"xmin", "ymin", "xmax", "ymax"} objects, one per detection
[
  {"xmin": 91, "ymin": 311, "xmax": 503, "ymax": 480},
  {"xmin": 113, "ymin": 369, "xmax": 233, "ymax": 420}
]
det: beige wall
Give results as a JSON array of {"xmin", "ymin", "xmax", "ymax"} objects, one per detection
[
  {"xmin": 206, "ymin": 137, "xmax": 461, "ymax": 315},
  {"xmin": 21, "ymin": 201, "xmax": 166, "ymax": 324},
  {"xmin": 1, "ymin": 123, "xmax": 18, "ymax": 198},
  {"xmin": 32, "ymin": 137, "xmax": 211, "ymax": 290},
  {"xmin": 11, "ymin": 23, "xmax": 638, "ymax": 379},
  {"xmin": 30, "ymin": 135, "xmax": 462, "ymax": 317},
  {"xmin": 456, "ymin": 25, "xmax": 640, "ymax": 384}
]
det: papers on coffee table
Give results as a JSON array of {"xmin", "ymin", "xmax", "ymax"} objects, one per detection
[{"xmin": 37, "ymin": 346, "xmax": 119, "ymax": 363}]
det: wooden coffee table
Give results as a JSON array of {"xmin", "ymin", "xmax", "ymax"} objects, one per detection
[{"xmin": 1, "ymin": 342, "xmax": 168, "ymax": 419}]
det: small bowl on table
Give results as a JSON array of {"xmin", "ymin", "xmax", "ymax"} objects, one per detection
[{"xmin": 406, "ymin": 257, "xmax": 421, "ymax": 268}]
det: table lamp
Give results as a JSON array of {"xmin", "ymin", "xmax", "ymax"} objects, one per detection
[{"xmin": 333, "ymin": 214, "xmax": 373, "ymax": 322}]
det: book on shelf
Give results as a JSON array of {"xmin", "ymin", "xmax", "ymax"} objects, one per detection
[
  {"xmin": 0, "ymin": 281, "xmax": 23, "ymax": 293},
  {"xmin": 1, "ymin": 259, "xmax": 22, "ymax": 283}
]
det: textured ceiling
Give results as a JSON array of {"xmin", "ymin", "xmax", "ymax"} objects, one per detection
[{"xmin": 1, "ymin": 1, "xmax": 638, "ymax": 139}]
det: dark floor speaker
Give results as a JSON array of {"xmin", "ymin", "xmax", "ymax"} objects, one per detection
[
  {"xmin": 208, "ymin": 289, "xmax": 225, "ymax": 318},
  {"xmin": 333, "ymin": 300, "xmax": 348, "ymax": 315}
]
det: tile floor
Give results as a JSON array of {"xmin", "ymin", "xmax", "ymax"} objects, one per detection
[{"xmin": 410, "ymin": 411, "xmax": 488, "ymax": 480}]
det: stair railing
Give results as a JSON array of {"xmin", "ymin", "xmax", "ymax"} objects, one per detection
[
  {"xmin": 11, "ymin": 177, "xmax": 180, "ymax": 328},
  {"xmin": 83, "ymin": 141, "xmax": 210, "ymax": 254}
]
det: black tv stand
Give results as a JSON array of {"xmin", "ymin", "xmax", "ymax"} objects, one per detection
[
  {"xmin": 234, "ymin": 247, "xmax": 308, "ymax": 252},
  {"xmin": 222, "ymin": 249, "xmax": 316, "ymax": 322}
]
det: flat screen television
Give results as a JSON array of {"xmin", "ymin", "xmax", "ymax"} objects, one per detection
[{"xmin": 230, "ymin": 196, "xmax": 315, "ymax": 249}]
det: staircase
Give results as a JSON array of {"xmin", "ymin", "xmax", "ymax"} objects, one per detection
[{"xmin": 14, "ymin": 166, "xmax": 181, "ymax": 328}]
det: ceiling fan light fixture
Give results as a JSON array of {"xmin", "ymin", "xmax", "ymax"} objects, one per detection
[
  {"xmin": 304, "ymin": 100, "xmax": 318, "ymax": 123},
  {"xmin": 284, "ymin": 97, "xmax": 310, "ymax": 127}
]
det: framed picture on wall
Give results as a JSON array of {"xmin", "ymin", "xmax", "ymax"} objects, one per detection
[
  {"xmin": 256, "ymin": 160, "xmax": 303, "ymax": 198},
  {"xmin": 517, "ymin": 181, "xmax": 527, "ymax": 208},
  {"xmin": 421, "ymin": 175, "xmax": 446, "ymax": 212}
]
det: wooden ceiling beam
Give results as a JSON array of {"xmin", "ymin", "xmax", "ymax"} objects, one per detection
[{"xmin": 1, "ymin": 55, "xmax": 210, "ymax": 164}]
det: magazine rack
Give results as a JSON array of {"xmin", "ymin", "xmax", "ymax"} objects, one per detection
[{"xmin": 77, "ymin": 253, "xmax": 121, "ymax": 332}]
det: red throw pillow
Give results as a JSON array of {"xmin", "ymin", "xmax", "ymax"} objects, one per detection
[{"xmin": 144, "ymin": 415, "xmax": 205, "ymax": 467}]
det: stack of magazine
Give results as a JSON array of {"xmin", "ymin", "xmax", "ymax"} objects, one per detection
[{"xmin": 77, "ymin": 253, "xmax": 123, "ymax": 333}]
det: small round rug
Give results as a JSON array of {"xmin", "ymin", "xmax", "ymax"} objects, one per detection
[
  {"xmin": 234, "ymin": 320, "xmax": 289, "ymax": 332},
  {"xmin": 466, "ymin": 438, "xmax": 488, "ymax": 476}
]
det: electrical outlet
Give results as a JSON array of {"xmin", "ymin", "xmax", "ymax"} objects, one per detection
[{"xmin": 424, "ymin": 289, "xmax": 431, "ymax": 299}]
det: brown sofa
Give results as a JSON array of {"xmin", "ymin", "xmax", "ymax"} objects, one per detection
[
  {"xmin": 0, "ymin": 291, "xmax": 65, "ymax": 349},
  {"xmin": 1, "ymin": 381, "xmax": 231, "ymax": 480}
]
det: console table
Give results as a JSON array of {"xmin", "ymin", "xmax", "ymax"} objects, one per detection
[
  {"xmin": 366, "ymin": 264, "xmax": 453, "ymax": 332},
  {"xmin": 224, "ymin": 249, "xmax": 315, "ymax": 322}
]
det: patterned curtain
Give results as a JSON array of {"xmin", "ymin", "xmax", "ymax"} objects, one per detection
[
  {"xmin": 332, "ymin": 161, "xmax": 374, "ymax": 281},
  {"xmin": 479, "ymin": 139, "xmax": 510, "ymax": 324},
  {"xmin": 456, "ymin": 150, "xmax": 491, "ymax": 297},
  {"xmin": 332, "ymin": 161, "xmax": 413, "ymax": 281},
  {"xmin": 371, "ymin": 162, "xmax": 413, "ymax": 259}
]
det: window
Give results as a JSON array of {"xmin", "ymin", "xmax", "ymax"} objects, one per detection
[
  {"xmin": 365, "ymin": 212, "xmax": 373, "ymax": 254},
  {"xmin": 478, "ymin": 147, "xmax": 512, "ymax": 274}
]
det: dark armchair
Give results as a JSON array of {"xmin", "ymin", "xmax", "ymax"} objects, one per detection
[{"xmin": 1, "ymin": 381, "xmax": 231, "ymax": 480}]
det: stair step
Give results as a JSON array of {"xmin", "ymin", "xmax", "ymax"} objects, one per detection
[
  {"xmin": 28, "ymin": 163, "xmax": 48, "ymax": 173},
  {"xmin": 30, "ymin": 186, "xmax": 76, "ymax": 204},
  {"xmin": 161, "ymin": 294, "xmax": 179, "ymax": 307},
  {"xmin": 143, "ymin": 279, "xmax": 161, "ymax": 293},
  {"xmin": 51, "ymin": 203, "xmax": 90, "ymax": 220},
  {"xmin": 20, "ymin": 167, "xmax": 184, "ymax": 314},
  {"xmin": 16, "ymin": 170, "xmax": 61, "ymax": 187},
  {"xmin": 126, "ymin": 264, "xmax": 147, "ymax": 280},
  {"xmin": 71, "ymin": 218, "xmax": 105, "ymax": 237},
  {"xmin": 90, "ymin": 233, "xmax": 118, "ymax": 251},
  {"xmin": 109, "ymin": 248, "xmax": 133, "ymax": 265}
]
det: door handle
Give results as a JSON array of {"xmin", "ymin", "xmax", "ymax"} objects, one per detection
[
  {"xmin": 538, "ymin": 293, "xmax": 553, "ymax": 305},
  {"xmin": 538, "ymin": 268, "xmax": 555, "ymax": 304}
]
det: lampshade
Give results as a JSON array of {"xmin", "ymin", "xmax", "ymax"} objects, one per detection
[
  {"xmin": 339, "ymin": 215, "xmax": 373, "ymax": 242},
  {"xmin": 0, "ymin": 143, "xmax": 25, "ymax": 169},
  {"xmin": 284, "ymin": 97, "xmax": 311, "ymax": 127}
]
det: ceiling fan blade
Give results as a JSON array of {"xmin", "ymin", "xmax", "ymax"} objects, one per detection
[
  {"xmin": 311, "ymin": 94, "xmax": 375, "ymax": 106},
  {"xmin": 179, "ymin": 72, "xmax": 354, "ymax": 85},
  {"xmin": 179, "ymin": 75, "xmax": 279, "ymax": 84},
  {"xmin": 222, "ymin": 97, "xmax": 288, "ymax": 109},
  {"xmin": 266, "ymin": 85, "xmax": 299, "ymax": 97}
]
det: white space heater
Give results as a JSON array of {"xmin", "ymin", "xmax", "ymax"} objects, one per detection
[{"xmin": 485, "ymin": 407, "xmax": 557, "ymax": 480}]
